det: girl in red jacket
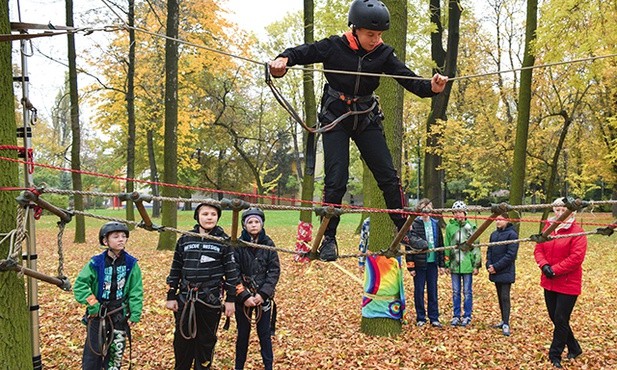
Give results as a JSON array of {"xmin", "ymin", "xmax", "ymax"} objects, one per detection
[{"xmin": 534, "ymin": 198, "xmax": 587, "ymax": 368}]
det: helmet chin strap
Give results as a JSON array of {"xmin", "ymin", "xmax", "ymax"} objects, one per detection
[{"xmin": 107, "ymin": 247, "xmax": 123, "ymax": 259}]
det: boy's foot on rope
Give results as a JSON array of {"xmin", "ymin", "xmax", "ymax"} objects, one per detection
[{"xmin": 319, "ymin": 236, "xmax": 338, "ymax": 262}]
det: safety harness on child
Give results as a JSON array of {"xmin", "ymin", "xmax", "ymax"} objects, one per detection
[
  {"xmin": 86, "ymin": 300, "xmax": 133, "ymax": 369},
  {"xmin": 178, "ymin": 283, "xmax": 224, "ymax": 340}
]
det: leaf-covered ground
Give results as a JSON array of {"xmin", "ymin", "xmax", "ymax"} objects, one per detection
[{"xmin": 34, "ymin": 213, "xmax": 617, "ymax": 369}]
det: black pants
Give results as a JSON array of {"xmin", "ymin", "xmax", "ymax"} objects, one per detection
[
  {"xmin": 82, "ymin": 317, "xmax": 129, "ymax": 370},
  {"xmin": 173, "ymin": 301, "xmax": 221, "ymax": 370},
  {"xmin": 322, "ymin": 121, "xmax": 406, "ymax": 237},
  {"xmin": 234, "ymin": 301, "xmax": 273, "ymax": 370},
  {"xmin": 544, "ymin": 289, "xmax": 581, "ymax": 361},
  {"xmin": 494, "ymin": 282, "xmax": 511, "ymax": 325}
]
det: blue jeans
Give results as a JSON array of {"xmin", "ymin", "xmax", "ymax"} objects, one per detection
[
  {"xmin": 413, "ymin": 262, "xmax": 439, "ymax": 322},
  {"xmin": 451, "ymin": 273, "xmax": 473, "ymax": 319}
]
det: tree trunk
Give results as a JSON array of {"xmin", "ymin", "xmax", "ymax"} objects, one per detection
[
  {"xmin": 509, "ymin": 0, "xmax": 538, "ymax": 213},
  {"xmin": 300, "ymin": 0, "xmax": 316, "ymax": 222},
  {"xmin": 360, "ymin": 0, "xmax": 407, "ymax": 337},
  {"xmin": 612, "ymin": 179, "xmax": 617, "ymax": 218},
  {"xmin": 66, "ymin": 0, "xmax": 85, "ymax": 242},
  {"xmin": 157, "ymin": 0, "xmax": 180, "ymax": 250},
  {"xmin": 0, "ymin": 2, "xmax": 31, "ymax": 366},
  {"xmin": 147, "ymin": 129, "xmax": 161, "ymax": 217},
  {"xmin": 424, "ymin": 0, "xmax": 460, "ymax": 208},
  {"xmin": 125, "ymin": 0, "xmax": 136, "ymax": 225},
  {"xmin": 541, "ymin": 113, "xmax": 572, "ymax": 224}
]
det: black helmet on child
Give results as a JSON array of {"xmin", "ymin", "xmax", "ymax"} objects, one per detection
[
  {"xmin": 348, "ymin": 0, "xmax": 390, "ymax": 31},
  {"xmin": 241, "ymin": 207, "xmax": 266, "ymax": 226},
  {"xmin": 193, "ymin": 200, "xmax": 222, "ymax": 221},
  {"xmin": 99, "ymin": 222, "xmax": 130, "ymax": 246}
]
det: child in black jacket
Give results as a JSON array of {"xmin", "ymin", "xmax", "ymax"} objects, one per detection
[
  {"xmin": 269, "ymin": 0, "xmax": 448, "ymax": 261},
  {"xmin": 234, "ymin": 208, "xmax": 281, "ymax": 370},
  {"xmin": 165, "ymin": 201, "xmax": 239, "ymax": 370}
]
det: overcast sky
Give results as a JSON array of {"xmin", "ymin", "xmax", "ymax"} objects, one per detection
[{"xmin": 8, "ymin": 0, "xmax": 303, "ymax": 123}]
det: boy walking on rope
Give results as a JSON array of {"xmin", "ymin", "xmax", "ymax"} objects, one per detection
[
  {"xmin": 269, "ymin": 0, "xmax": 448, "ymax": 261},
  {"xmin": 74, "ymin": 221, "xmax": 143, "ymax": 370},
  {"xmin": 444, "ymin": 201, "xmax": 481, "ymax": 327},
  {"xmin": 234, "ymin": 208, "xmax": 281, "ymax": 370},
  {"xmin": 165, "ymin": 201, "xmax": 239, "ymax": 370}
]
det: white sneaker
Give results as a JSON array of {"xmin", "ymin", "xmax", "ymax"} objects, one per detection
[{"xmin": 502, "ymin": 324, "xmax": 510, "ymax": 336}]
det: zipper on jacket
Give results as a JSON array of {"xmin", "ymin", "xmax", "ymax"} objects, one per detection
[{"xmin": 352, "ymin": 48, "xmax": 378, "ymax": 130}]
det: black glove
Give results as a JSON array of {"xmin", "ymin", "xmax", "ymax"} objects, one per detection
[{"xmin": 542, "ymin": 264, "xmax": 555, "ymax": 278}]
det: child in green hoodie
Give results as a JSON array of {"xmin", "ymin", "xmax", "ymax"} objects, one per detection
[{"xmin": 444, "ymin": 201, "xmax": 481, "ymax": 327}]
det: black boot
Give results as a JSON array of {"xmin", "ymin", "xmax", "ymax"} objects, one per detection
[
  {"xmin": 550, "ymin": 358, "xmax": 562, "ymax": 368},
  {"xmin": 567, "ymin": 347, "xmax": 582, "ymax": 360},
  {"xmin": 319, "ymin": 236, "xmax": 338, "ymax": 261}
]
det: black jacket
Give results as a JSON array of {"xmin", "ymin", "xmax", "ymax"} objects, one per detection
[
  {"xmin": 278, "ymin": 33, "xmax": 436, "ymax": 127},
  {"xmin": 405, "ymin": 217, "xmax": 445, "ymax": 272},
  {"xmin": 486, "ymin": 224, "xmax": 519, "ymax": 283},
  {"xmin": 235, "ymin": 229, "xmax": 281, "ymax": 304},
  {"xmin": 166, "ymin": 225, "xmax": 239, "ymax": 303}
]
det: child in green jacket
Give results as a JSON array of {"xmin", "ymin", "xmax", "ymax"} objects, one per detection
[
  {"xmin": 74, "ymin": 221, "xmax": 143, "ymax": 369},
  {"xmin": 444, "ymin": 201, "xmax": 481, "ymax": 327}
]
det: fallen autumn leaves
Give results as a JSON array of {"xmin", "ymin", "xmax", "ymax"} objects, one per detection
[{"xmin": 35, "ymin": 216, "xmax": 617, "ymax": 369}]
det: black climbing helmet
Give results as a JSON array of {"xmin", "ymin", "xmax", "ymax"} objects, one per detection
[
  {"xmin": 193, "ymin": 200, "xmax": 222, "ymax": 221},
  {"xmin": 99, "ymin": 222, "xmax": 129, "ymax": 246},
  {"xmin": 348, "ymin": 0, "xmax": 390, "ymax": 31},
  {"xmin": 241, "ymin": 207, "xmax": 266, "ymax": 226}
]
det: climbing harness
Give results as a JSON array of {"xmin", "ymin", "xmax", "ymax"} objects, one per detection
[
  {"xmin": 86, "ymin": 301, "xmax": 133, "ymax": 369},
  {"xmin": 264, "ymin": 64, "xmax": 378, "ymax": 135},
  {"xmin": 178, "ymin": 285, "xmax": 223, "ymax": 340}
]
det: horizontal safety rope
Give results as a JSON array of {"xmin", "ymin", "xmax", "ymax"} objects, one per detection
[
  {"xmin": 339, "ymin": 225, "xmax": 616, "ymax": 260},
  {"xmin": 3, "ymin": 182, "xmax": 616, "ymax": 233},
  {"xmin": 2, "ymin": 156, "xmax": 617, "ymax": 223},
  {"xmin": 32, "ymin": 201, "xmax": 613, "ymax": 260},
  {"xmin": 30, "ymin": 187, "xmax": 617, "ymax": 230},
  {"xmin": 96, "ymin": 0, "xmax": 617, "ymax": 84},
  {"xmin": 0, "ymin": 155, "xmax": 328, "ymax": 207},
  {"xmin": 0, "ymin": 23, "xmax": 124, "ymax": 42}
]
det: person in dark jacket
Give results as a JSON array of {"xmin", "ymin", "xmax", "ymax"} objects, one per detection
[
  {"xmin": 269, "ymin": 0, "xmax": 448, "ymax": 261},
  {"xmin": 486, "ymin": 214, "xmax": 519, "ymax": 336},
  {"xmin": 534, "ymin": 198, "xmax": 587, "ymax": 368},
  {"xmin": 405, "ymin": 198, "xmax": 446, "ymax": 328},
  {"xmin": 234, "ymin": 208, "xmax": 281, "ymax": 370},
  {"xmin": 165, "ymin": 201, "xmax": 239, "ymax": 370}
]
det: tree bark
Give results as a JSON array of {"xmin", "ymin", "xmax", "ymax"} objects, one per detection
[
  {"xmin": 300, "ymin": 0, "xmax": 316, "ymax": 222},
  {"xmin": 509, "ymin": 0, "xmax": 538, "ymax": 214},
  {"xmin": 424, "ymin": 0, "xmax": 460, "ymax": 208},
  {"xmin": 66, "ymin": 0, "xmax": 85, "ymax": 242},
  {"xmin": 157, "ymin": 0, "xmax": 180, "ymax": 250},
  {"xmin": 0, "ymin": 2, "xmax": 32, "ymax": 366},
  {"xmin": 125, "ymin": 0, "xmax": 136, "ymax": 224},
  {"xmin": 360, "ymin": 0, "xmax": 407, "ymax": 337},
  {"xmin": 147, "ymin": 129, "xmax": 161, "ymax": 217}
]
